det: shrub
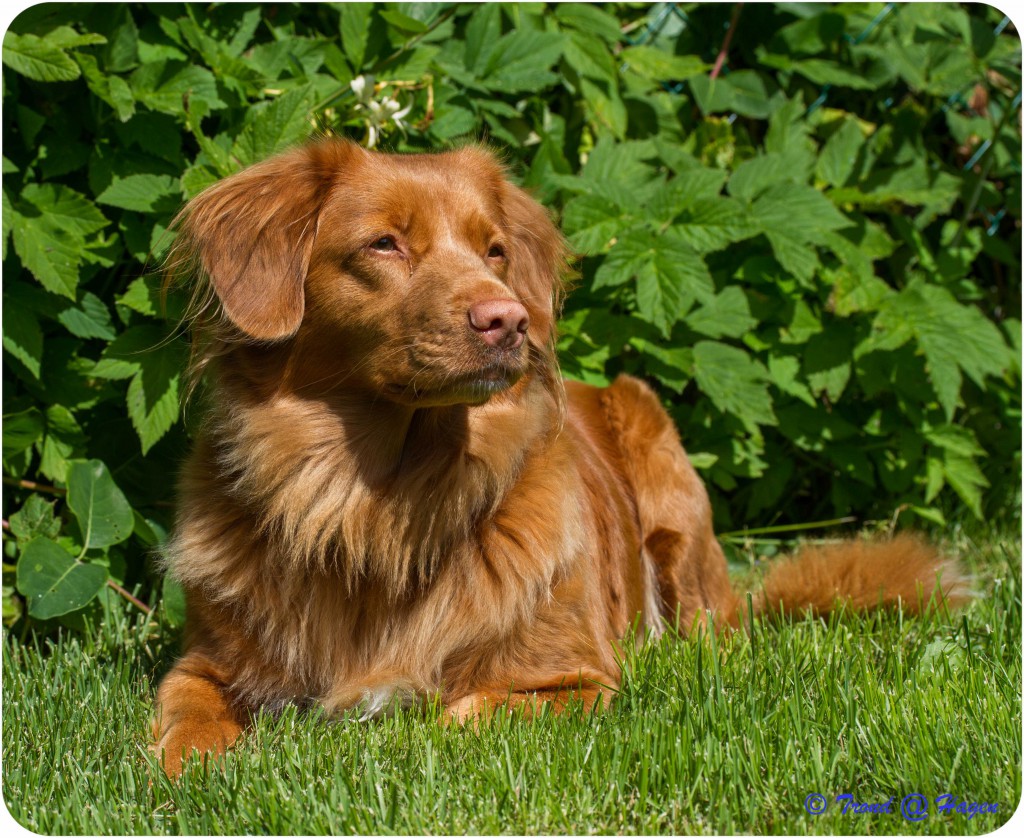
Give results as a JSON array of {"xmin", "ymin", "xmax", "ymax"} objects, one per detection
[{"xmin": 2, "ymin": 3, "xmax": 1020, "ymax": 630}]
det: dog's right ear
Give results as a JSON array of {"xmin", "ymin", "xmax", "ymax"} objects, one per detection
[{"xmin": 173, "ymin": 141, "xmax": 358, "ymax": 341}]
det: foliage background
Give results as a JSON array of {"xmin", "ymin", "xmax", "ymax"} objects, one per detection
[{"xmin": 2, "ymin": 2, "xmax": 1021, "ymax": 630}]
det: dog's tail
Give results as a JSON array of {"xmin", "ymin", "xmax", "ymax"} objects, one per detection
[{"xmin": 735, "ymin": 534, "xmax": 971, "ymax": 624}]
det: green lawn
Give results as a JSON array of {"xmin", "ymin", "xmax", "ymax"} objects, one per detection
[{"xmin": 3, "ymin": 529, "xmax": 1020, "ymax": 835}]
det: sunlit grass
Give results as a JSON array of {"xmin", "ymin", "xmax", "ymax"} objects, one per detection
[{"xmin": 3, "ymin": 529, "xmax": 1020, "ymax": 834}]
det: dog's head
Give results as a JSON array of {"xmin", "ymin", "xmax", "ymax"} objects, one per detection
[{"xmin": 171, "ymin": 140, "xmax": 567, "ymax": 407}]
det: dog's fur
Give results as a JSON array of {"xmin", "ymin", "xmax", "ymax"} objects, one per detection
[{"xmin": 154, "ymin": 140, "xmax": 967, "ymax": 776}]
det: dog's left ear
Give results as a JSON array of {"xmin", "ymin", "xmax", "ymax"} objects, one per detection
[
  {"xmin": 500, "ymin": 184, "xmax": 568, "ymax": 351},
  {"xmin": 173, "ymin": 141, "xmax": 358, "ymax": 341}
]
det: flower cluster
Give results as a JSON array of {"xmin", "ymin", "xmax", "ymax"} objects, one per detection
[{"xmin": 350, "ymin": 75, "xmax": 412, "ymax": 148}]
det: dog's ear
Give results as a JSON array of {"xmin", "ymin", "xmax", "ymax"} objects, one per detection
[
  {"xmin": 174, "ymin": 142, "xmax": 357, "ymax": 341},
  {"xmin": 500, "ymin": 183, "xmax": 568, "ymax": 351}
]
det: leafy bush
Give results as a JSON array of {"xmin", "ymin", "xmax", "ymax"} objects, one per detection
[{"xmin": 3, "ymin": 3, "xmax": 1020, "ymax": 631}]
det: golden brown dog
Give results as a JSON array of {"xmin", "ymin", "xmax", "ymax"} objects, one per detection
[{"xmin": 154, "ymin": 139, "xmax": 966, "ymax": 776}]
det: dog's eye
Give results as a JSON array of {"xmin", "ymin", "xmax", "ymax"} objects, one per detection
[
  {"xmin": 370, "ymin": 236, "xmax": 397, "ymax": 252},
  {"xmin": 487, "ymin": 244, "xmax": 506, "ymax": 260}
]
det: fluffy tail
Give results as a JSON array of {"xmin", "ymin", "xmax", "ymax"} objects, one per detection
[{"xmin": 745, "ymin": 534, "xmax": 971, "ymax": 622}]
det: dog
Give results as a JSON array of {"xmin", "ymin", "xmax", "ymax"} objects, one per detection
[{"xmin": 153, "ymin": 139, "xmax": 967, "ymax": 777}]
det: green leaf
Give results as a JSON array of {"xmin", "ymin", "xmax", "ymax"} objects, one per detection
[
  {"xmin": 634, "ymin": 245, "xmax": 690, "ymax": 337},
  {"xmin": 788, "ymin": 58, "xmax": 877, "ymax": 90},
  {"xmin": 483, "ymin": 30, "xmax": 563, "ymax": 93},
  {"xmin": 132, "ymin": 511, "xmax": 167, "ymax": 548},
  {"xmin": 563, "ymin": 30, "xmax": 617, "ymax": 85},
  {"xmin": 688, "ymin": 75, "xmax": 734, "ymax": 114},
  {"xmin": 3, "ymin": 407, "xmax": 44, "ymax": 457},
  {"xmin": 925, "ymin": 424, "xmax": 985, "ymax": 459},
  {"xmin": 39, "ymin": 406, "xmax": 86, "ymax": 483},
  {"xmin": 91, "ymin": 325, "xmax": 165, "ymax": 379},
  {"xmin": 37, "ymin": 25, "xmax": 107, "ymax": 51},
  {"xmin": 767, "ymin": 355, "xmax": 816, "ymax": 407},
  {"xmin": 56, "ymin": 292, "xmax": 116, "ymax": 341},
  {"xmin": 816, "ymin": 117, "xmax": 865, "ymax": 187},
  {"xmin": 595, "ymin": 229, "xmax": 713, "ymax": 336},
  {"xmin": 76, "ymin": 51, "xmax": 136, "ymax": 122},
  {"xmin": 671, "ymin": 197, "xmax": 758, "ymax": 253},
  {"xmin": 2, "ymin": 302, "xmax": 44, "ymax": 378},
  {"xmin": 105, "ymin": 10, "xmax": 140, "ymax": 71},
  {"xmin": 9, "ymin": 495, "xmax": 62, "ymax": 541},
  {"xmin": 16, "ymin": 537, "xmax": 107, "ymax": 620},
  {"xmin": 685, "ymin": 288, "xmax": 756, "ymax": 339},
  {"xmin": 463, "ymin": 3, "xmax": 502, "ymax": 71},
  {"xmin": 719, "ymin": 70, "xmax": 776, "ymax": 119},
  {"xmin": 379, "ymin": 10, "xmax": 428, "ymax": 34},
  {"xmin": 927, "ymin": 445, "xmax": 989, "ymax": 519},
  {"xmin": 23, "ymin": 184, "xmax": 109, "ymax": 237},
  {"xmin": 693, "ymin": 341, "xmax": 776, "ymax": 431},
  {"xmin": 2, "ymin": 31, "xmax": 81, "ymax": 82},
  {"xmin": 555, "ymin": 4, "xmax": 622, "ymax": 44},
  {"xmin": 779, "ymin": 300, "xmax": 823, "ymax": 345},
  {"xmin": 11, "ymin": 184, "xmax": 109, "ymax": 299},
  {"xmin": 828, "ymin": 262, "xmax": 894, "ymax": 319},
  {"xmin": 232, "ymin": 85, "xmax": 317, "ymax": 167},
  {"xmin": 874, "ymin": 282, "xmax": 1013, "ymax": 420},
  {"xmin": 339, "ymin": 3, "xmax": 373, "ymax": 70},
  {"xmin": 126, "ymin": 341, "xmax": 184, "ymax": 454},
  {"xmin": 630, "ymin": 339, "xmax": 692, "ymax": 393},
  {"xmin": 828, "ymin": 443, "xmax": 875, "ymax": 486},
  {"xmin": 11, "ymin": 216, "xmax": 82, "ymax": 299},
  {"xmin": 750, "ymin": 182, "xmax": 851, "ymax": 284},
  {"xmin": 622, "ymin": 46, "xmax": 707, "ymax": 82},
  {"xmin": 771, "ymin": 12, "xmax": 845, "ymax": 54},
  {"xmin": 91, "ymin": 326, "xmax": 185, "ymax": 451},
  {"xmin": 131, "ymin": 62, "xmax": 225, "ymax": 115},
  {"xmin": 803, "ymin": 329, "xmax": 853, "ymax": 401},
  {"xmin": 687, "ymin": 452, "xmax": 719, "ymax": 470},
  {"xmin": 116, "ymin": 277, "xmax": 163, "ymax": 318},
  {"xmin": 66, "ymin": 459, "xmax": 134, "ymax": 551},
  {"xmin": 729, "ymin": 150, "xmax": 814, "ymax": 203},
  {"xmin": 180, "ymin": 164, "xmax": 221, "ymax": 198},
  {"xmin": 562, "ymin": 194, "xmax": 628, "ymax": 253},
  {"xmin": 578, "ymin": 138, "xmax": 659, "ymax": 191},
  {"xmin": 96, "ymin": 174, "xmax": 181, "ymax": 213},
  {"xmin": 161, "ymin": 575, "xmax": 187, "ymax": 627},
  {"xmin": 2, "ymin": 186, "xmax": 13, "ymax": 259}
]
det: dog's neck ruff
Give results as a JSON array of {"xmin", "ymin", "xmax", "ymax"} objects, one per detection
[{"xmin": 193, "ymin": 365, "xmax": 556, "ymax": 595}]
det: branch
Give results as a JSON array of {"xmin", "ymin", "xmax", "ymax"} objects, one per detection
[
  {"xmin": 2, "ymin": 477, "xmax": 66, "ymax": 496},
  {"xmin": 710, "ymin": 4, "xmax": 743, "ymax": 80}
]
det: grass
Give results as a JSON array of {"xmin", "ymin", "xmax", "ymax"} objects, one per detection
[{"xmin": 2, "ymin": 528, "xmax": 1021, "ymax": 835}]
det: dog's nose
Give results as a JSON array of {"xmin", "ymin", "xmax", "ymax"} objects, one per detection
[{"xmin": 468, "ymin": 299, "xmax": 529, "ymax": 350}]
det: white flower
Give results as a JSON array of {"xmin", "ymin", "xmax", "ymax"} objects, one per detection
[
  {"xmin": 391, "ymin": 100, "xmax": 412, "ymax": 130},
  {"xmin": 349, "ymin": 74, "xmax": 375, "ymax": 106},
  {"xmin": 350, "ymin": 76, "xmax": 413, "ymax": 148},
  {"xmin": 364, "ymin": 96, "xmax": 413, "ymax": 147}
]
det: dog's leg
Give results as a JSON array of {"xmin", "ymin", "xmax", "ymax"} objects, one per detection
[
  {"xmin": 600, "ymin": 375, "xmax": 739, "ymax": 631},
  {"xmin": 152, "ymin": 651, "xmax": 246, "ymax": 777},
  {"xmin": 444, "ymin": 681, "xmax": 610, "ymax": 724}
]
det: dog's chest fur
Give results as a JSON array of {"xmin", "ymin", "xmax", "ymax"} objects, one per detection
[{"xmin": 165, "ymin": 375, "xmax": 614, "ymax": 714}]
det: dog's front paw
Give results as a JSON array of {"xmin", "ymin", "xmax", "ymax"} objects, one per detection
[
  {"xmin": 152, "ymin": 716, "xmax": 242, "ymax": 778},
  {"xmin": 443, "ymin": 692, "xmax": 503, "ymax": 727}
]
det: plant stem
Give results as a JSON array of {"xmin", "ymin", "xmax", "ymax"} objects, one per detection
[
  {"xmin": 952, "ymin": 87, "xmax": 1021, "ymax": 248},
  {"xmin": 710, "ymin": 4, "xmax": 743, "ymax": 80},
  {"xmin": 106, "ymin": 580, "xmax": 152, "ymax": 616},
  {"xmin": 2, "ymin": 477, "xmax": 66, "ymax": 496},
  {"xmin": 719, "ymin": 516, "xmax": 857, "ymax": 538}
]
